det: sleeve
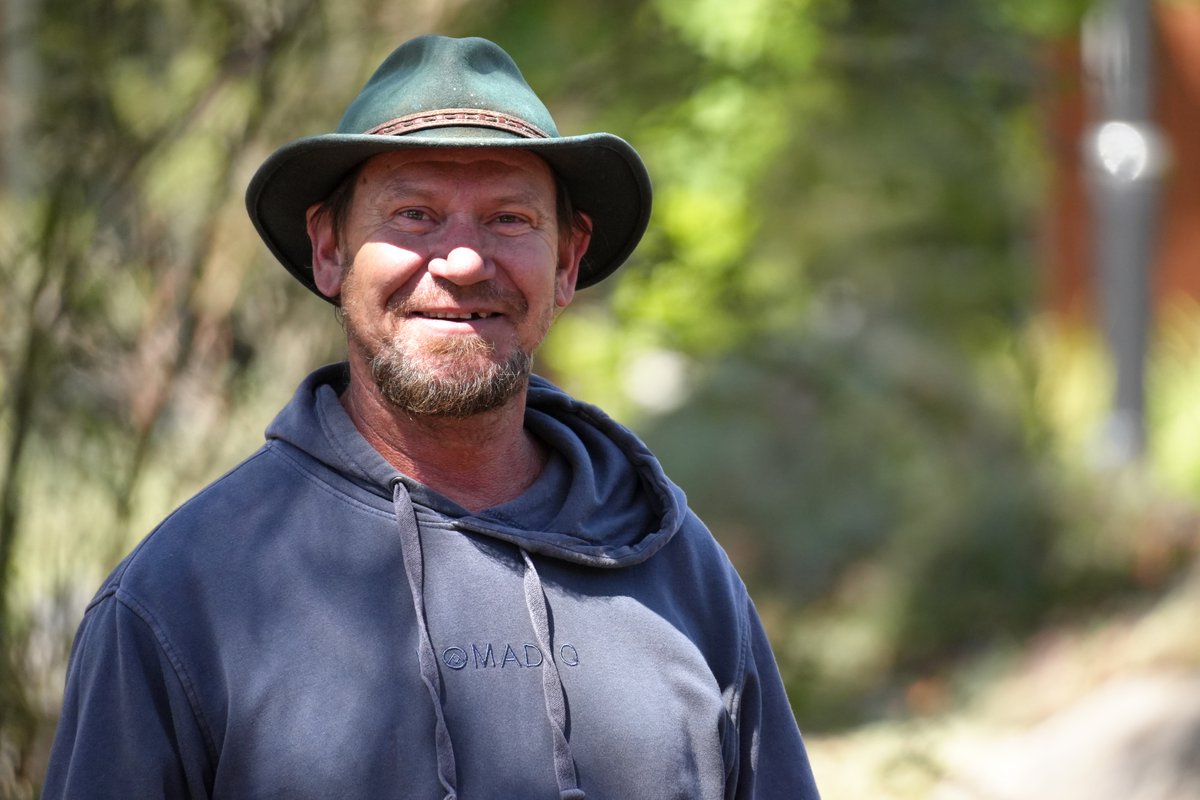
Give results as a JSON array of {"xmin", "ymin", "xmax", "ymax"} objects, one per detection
[
  {"xmin": 729, "ymin": 597, "xmax": 822, "ymax": 800},
  {"xmin": 43, "ymin": 591, "xmax": 214, "ymax": 800}
]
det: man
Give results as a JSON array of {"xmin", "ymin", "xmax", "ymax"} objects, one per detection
[{"xmin": 45, "ymin": 35, "xmax": 821, "ymax": 799}]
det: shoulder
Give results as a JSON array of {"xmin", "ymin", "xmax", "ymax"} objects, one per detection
[
  {"xmin": 98, "ymin": 447, "xmax": 271, "ymax": 583},
  {"xmin": 639, "ymin": 506, "xmax": 755, "ymax": 653},
  {"xmin": 666, "ymin": 507, "xmax": 747, "ymax": 594},
  {"xmin": 93, "ymin": 441, "xmax": 333, "ymax": 610},
  {"xmin": 95, "ymin": 431, "xmax": 399, "ymax": 614}
]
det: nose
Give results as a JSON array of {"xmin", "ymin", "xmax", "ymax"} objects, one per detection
[
  {"xmin": 426, "ymin": 218, "xmax": 494, "ymax": 285},
  {"xmin": 428, "ymin": 246, "xmax": 490, "ymax": 284}
]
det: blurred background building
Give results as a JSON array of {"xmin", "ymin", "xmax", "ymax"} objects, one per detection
[{"xmin": 1046, "ymin": 0, "xmax": 1200, "ymax": 461}]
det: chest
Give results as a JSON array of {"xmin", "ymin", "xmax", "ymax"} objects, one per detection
[{"xmin": 203, "ymin": 525, "xmax": 732, "ymax": 799}]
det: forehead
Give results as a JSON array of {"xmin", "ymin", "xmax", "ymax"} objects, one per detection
[{"xmin": 353, "ymin": 147, "xmax": 557, "ymax": 200}]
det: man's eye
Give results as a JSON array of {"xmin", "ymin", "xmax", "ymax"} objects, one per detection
[
  {"xmin": 399, "ymin": 209, "xmax": 429, "ymax": 221},
  {"xmin": 495, "ymin": 214, "xmax": 527, "ymax": 225}
]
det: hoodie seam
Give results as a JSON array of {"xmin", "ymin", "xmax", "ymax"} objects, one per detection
[
  {"xmin": 729, "ymin": 590, "xmax": 752, "ymax": 733},
  {"xmin": 111, "ymin": 588, "xmax": 219, "ymax": 768},
  {"xmin": 90, "ymin": 449, "xmax": 276, "ymax": 611},
  {"xmin": 447, "ymin": 523, "xmax": 660, "ymax": 567},
  {"xmin": 453, "ymin": 518, "xmax": 596, "ymax": 547},
  {"xmin": 723, "ymin": 590, "xmax": 753, "ymax": 794},
  {"xmin": 530, "ymin": 385, "xmax": 680, "ymax": 504},
  {"xmin": 264, "ymin": 441, "xmax": 395, "ymax": 521},
  {"xmin": 312, "ymin": 384, "xmax": 396, "ymax": 488},
  {"xmin": 561, "ymin": 401, "xmax": 684, "ymax": 534}
]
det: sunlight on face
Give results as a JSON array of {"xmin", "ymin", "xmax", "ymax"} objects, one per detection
[{"xmin": 331, "ymin": 149, "xmax": 568, "ymax": 416}]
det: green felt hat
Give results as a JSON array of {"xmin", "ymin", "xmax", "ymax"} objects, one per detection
[{"xmin": 245, "ymin": 35, "xmax": 652, "ymax": 300}]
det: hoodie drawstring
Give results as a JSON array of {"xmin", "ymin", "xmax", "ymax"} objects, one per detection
[
  {"xmin": 392, "ymin": 480, "xmax": 585, "ymax": 800},
  {"xmin": 520, "ymin": 550, "xmax": 585, "ymax": 800},
  {"xmin": 393, "ymin": 480, "xmax": 459, "ymax": 800}
]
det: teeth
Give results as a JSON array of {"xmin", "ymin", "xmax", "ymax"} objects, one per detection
[{"xmin": 422, "ymin": 311, "xmax": 492, "ymax": 320}]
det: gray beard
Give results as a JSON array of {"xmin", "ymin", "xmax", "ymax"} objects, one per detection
[
  {"xmin": 360, "ymin": 331, "xmax": 532, "ymax": 418},
  {"xmin": 337, "ymin": 271, "xmax": 543, "ymax": 418}
]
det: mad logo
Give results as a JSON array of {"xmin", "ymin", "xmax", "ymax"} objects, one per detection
[{"xmin": 441, "ymin": 642, "xmax": 581, "ymax": 671}]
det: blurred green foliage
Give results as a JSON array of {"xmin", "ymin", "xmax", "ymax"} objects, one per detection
[{"xmin": 4, "ymin": 0, "xmax": 1197, "ymax": 794}]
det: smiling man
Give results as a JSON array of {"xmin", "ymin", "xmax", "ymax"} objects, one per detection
[
  {"xmin": 313, "ymin": 148, "xmax": 591, "ymax": 511},
  {"xmin": 45, "ymin": 36, "xmax": 822, "ymax": 800}
]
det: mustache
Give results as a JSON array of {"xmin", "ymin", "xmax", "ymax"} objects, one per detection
[{"xmin": 390, "ymin": 278, "xmax": 528, "ymax": 316}]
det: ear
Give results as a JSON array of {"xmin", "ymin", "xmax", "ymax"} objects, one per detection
[
  {"xmin": 555, "ymin": 212, "xmax": 592, "ymax": 309},
  {"xmin": 306, "ymin": 202, "xmax": 346, "ymax": 299}
]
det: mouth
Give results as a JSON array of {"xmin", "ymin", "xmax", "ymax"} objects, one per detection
[{"xmin": 412, "ymin": 310, "xmax": 500, "ymax": 321}]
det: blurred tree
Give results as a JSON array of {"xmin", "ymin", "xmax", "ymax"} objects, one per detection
[
  {"xmin": 524, "ymin": 0, "xmax": 1099, "ymax": 726},
  {"xmin": 0, "ymin": 0, "xmax": 464, "ymax": 789},
  {"xmin": 0, "ymin": 0, "xmax": 1140, "ymax": 789}
]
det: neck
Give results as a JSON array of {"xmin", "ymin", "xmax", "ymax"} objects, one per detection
[{"xmin": 339, "ymin": 362, "xmax": 545, "ymax": 513}]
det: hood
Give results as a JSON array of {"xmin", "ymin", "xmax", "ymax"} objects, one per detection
[
  {"xmin": 266, "ymin": 363, "xmax": 692, "ymax": 798},
  {"xmin": 265, "ymin": 363, "xmax": 687, "ymax": 568}
]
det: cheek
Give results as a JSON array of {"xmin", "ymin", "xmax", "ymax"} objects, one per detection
[
  {"xmin": 336, "ymin": 268, "xmax": 372, "ymax": 331},
  {"xmin": 347, "ymin": 243, "xmax": 425, "ymax": 298},
  {"xmin": 505, "ymin": 239, "xmax": 561, "ymax": 292}
]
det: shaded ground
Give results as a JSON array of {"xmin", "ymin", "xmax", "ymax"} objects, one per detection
[
  {"xmin": 808, "ymin": 561, "xmax": 1200, "ymax": 799},
  {"xmin": 935, "ymin": 671, "xmax": 1200, "ymax": 800}
]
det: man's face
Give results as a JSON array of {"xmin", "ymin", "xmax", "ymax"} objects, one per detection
[{"xmin": 307, "ymin": 148, "xmax": 589, "ymax": 417}]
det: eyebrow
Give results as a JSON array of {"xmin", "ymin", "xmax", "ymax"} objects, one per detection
[
  {"xmin": 375, "ymin": 180, "xmax": 552, "ymax": 215},
  {"xmin": 374, "ymin": 179, "xmax": 435, "ymax": 206},
  {"xmin": 487, "ymin": 188, "xmax": 553, "ymax": 212}
]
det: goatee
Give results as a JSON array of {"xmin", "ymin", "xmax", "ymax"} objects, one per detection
[
  {"xmin": 366, "ymin": 333, "xmax": 532, "ymax": 418},
  {"xmin": 338, "ymin": 272, "xmax": 548, "ymax": 417}
]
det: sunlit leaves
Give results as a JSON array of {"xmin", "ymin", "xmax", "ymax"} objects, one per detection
[
  {"xmin": 995, "ymin": 0, "xmax": 1095, "ymax": 38},
  {"xmin": 653, "ymin": 0, "xmax": 831, "ymax": 70},
  {"xmin": 611, "ymin": 59, "xmax": 812, "ymax": 356},
  {"xmin": 110, "ymin": 48, "xmax": 219, "ymax": 136}
]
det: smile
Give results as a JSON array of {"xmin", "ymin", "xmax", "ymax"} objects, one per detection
[{"xmin": 414, "ymin": 311, "xmax": 498, "ymax": 320}]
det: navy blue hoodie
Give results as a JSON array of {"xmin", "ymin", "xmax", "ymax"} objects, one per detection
[{"xmin": 45, "ymin": 364, "xmax": 820, "ymax": 799}]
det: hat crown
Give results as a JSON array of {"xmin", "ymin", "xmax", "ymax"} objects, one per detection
[
  {"xmin": 337, "ymin": 36, "xmax": 561, "ymax": 138},
  {"xmin": 246, "ymin": 35, "xmax": 652, "ymax": 300}
]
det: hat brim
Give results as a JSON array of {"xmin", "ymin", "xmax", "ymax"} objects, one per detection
[{"xmin": 245, "ymin": 128, "xmax": 652, "ymax": 301}]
